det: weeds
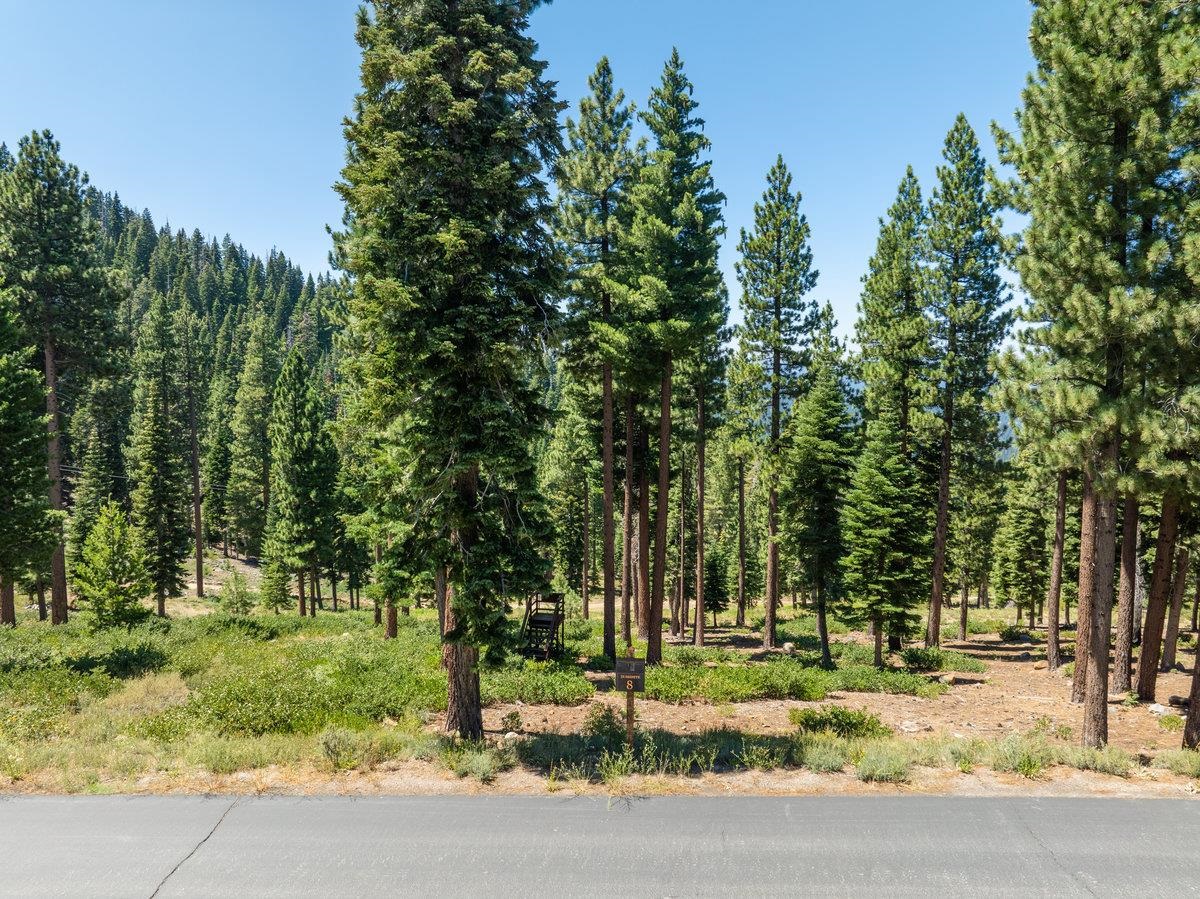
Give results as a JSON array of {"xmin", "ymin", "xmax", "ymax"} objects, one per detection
[{"xmin": 789, "ymin": 706, "xmax": 890, "ymax": 739}]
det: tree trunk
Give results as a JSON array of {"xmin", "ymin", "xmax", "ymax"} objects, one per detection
[
  {"xmin": 581, "ymin": 478, "xmax": 590, "ymax": 620},
  {"xmin": 637, "ymin": 420, "xmax": 651, "ymax": 641},
  {"xmin": 816, "ymin": 578, "xmax": 832, "ymax": 668},
  {"xmin": 621, "ymin": 395, "xmax": 634, "ymax": 648},
  {"xmin": 1072, "ymin": 472, "xmax": 1098, "ymax": 703},
  {"xmin": 0, "ymin": 575, "xmax": 15, "ymax": 626},
  {"xmin": 298, "ymin": 571, "xmax": 307, "ymax": 617},
  {"xmin": 1184, "ymin": 634, "xmax": 1200, "ymax": 748},
  {"xmin": 672, "ymin": 460, "xmax": 685, "ymax": 639},
  {"xmin": 187, "ymin": 373, "xmax": 205, "ymax": 599},
  {"xmin": 736, "ymin": 457, "xmax": 746, "ymax": 628},
  {"xmin": 1045, "ymin": 471, "xmax": 1067, "ymax": 670},
  {"xmin": 310, "ymin": 567, "xmax": 319, "ymax": 617},
  {"xmin": 648, "ymin": 356, "xmax": 672, "ymax": 664},
  {"xmin": 43, "ymin": 338, "xmax": 68, "ymax": 624},
  {"xmin": 331, "ymin": 576, "xmax": 339, "ymax": 612},
  {"xmin": 374, "ymin": 601, "xmax": 382, "ymax": 626},
  {"xmin": 1137, "ymin": 493, "xmax": 1179, "ymax": 701},
  {"xmin": 926, "ymin": 372, "xmax": 954, "ymax": 648},
  {"xmin": 1191, "ymin": 572, "xmax": 1199, "ymax": 633},
  {"xmin": 873, "ymin": 617, "xmax": 884, "ymax": 668},
  {"xmin": 385, "ymin": 604, "xmax": 397, "ymax": 639},
  {"xmin": 35, "ymin": 575, "xmax": 46, "ymax": 621},
  {"xmin": 601, "ymin": 365, "xmax": 616, "ymax": 656},
  {"xmin": 443, "ymin": 583, "xmax": 482, "ymax": 739},
  {"xmin": 1112, "ymin": 493, "xmax": 1138, "ymax": 692},
  {"xmin": 959, "ymin": 578, "xmax": 969, "ymax": 642},
  {"xmin": 1161, "ymin": 548, "xmax": 1190, "ymax": 672},
  {"xmin": 445, "ymin": 466, "xmax": 483, "ymax": 740},
  {"xmin": 1082, "ymin": 450, "xmax": 1118, "ymax": 748},
  {"xmin": 694, "ymin": 380, "xmax": 706, "ymax": 647}
]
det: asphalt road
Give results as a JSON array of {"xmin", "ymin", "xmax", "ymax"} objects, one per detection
[{"xmin": 1, "ymin": 795, "xmax": 1197, "ymax": 897}]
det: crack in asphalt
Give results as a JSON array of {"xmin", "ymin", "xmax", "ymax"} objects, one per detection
[
  {"xmin": 1011, "ymin": 800, "xmax": 1097, "ymax": 897},
  {"xmin": 148, "ymin": 798, "xmax": 240, "ymax": 898}
]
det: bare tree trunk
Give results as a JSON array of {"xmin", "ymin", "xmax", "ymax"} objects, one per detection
[
  {"xmin": 1072, "ymin": 472, "xmax": 1098, "ymax": 704},
  {"xmin": 310, "ymin": 567, "xmax": 319, "ymax": 617},
  {"xmin": 43, "ymin": 339, "xmax": 68, "ymax": 624},
  {"xmin": 736, "ymin": 458, "xmax": 746, "ymax": 628},
  {"xmin": 1046, "ymin": 471, "xmax": 1067, "ymax": 670},
  {"xmin": 1112, "ymin": 493, "xmax": 1138, "ymax": 692},
  {"xmin": 873, "ymin": 617, "xmax": 884, "ymax": 668},
  {"xmin": 0, "ymin": 575, "xmax": 15, "ymax": 626},
  {"xmin": 385, "ymin": 604, "xmax": 397, "ymax": 639},
  {"xmin": 1191, "ymin": 571, "xmax": 1199, "ymax": 633},
  {"xmin": 637, "ymin": 419, "xmax": 651, "ymax": 641},
  {"xmin": 648, "ymin": 356, "xmax": 672, "ymax": 664},
  {"xmin": 621, "ymin": 395, "xmax": 634, "ymax": 648},
  {"xmin": 927, "ymin": 365, "xmax": 954, "ymax": 648},
  {"xmin": 959, "ymin": 577, "xmax": 969, "ymax": 642},
  {"xmin": 581, "ymin": 479, "xmax": 590, "ymax": 620},
  {"xmin": 1137, "ymin": 493, "xmax": 1179, "ymax": 701},
  {"xmin": 694, "ymin": 381, "xmax": 706, "ymax": 647},
  {"xmin": 331, "ymin": 575, "xmax": 339, "ymax": 612},
  {"xmin": 1082, "ymin": 449, "xmax": 1118, "ymax": 749},
  {"xmin": 1183, "ymin": 637, "xmax": 1200, "ymax": 748},
  {"xmin": 445, "ymin": 467, "xmax": 483, "ymax": 740},
  {"xmin": 816, "ymin": 578, "xmax": 832, "ymax": 668},
  {"xmin": 678, "ymin": 459, "xmax": 688, "ymax": 641},
  {"xmin": 1162, "ymin": 548, "xmax": 1190, "ymax": 672},
  {"xmin": 443, "ymin": 583, "xmax": 481, "ymax": 739},
  {"xmin": 35, "ymin": 575, "xmax": 46, "ymax": 621},
  {"xmin": 601, "ymin": 365, "xmax": 616, "ymax": 657},
  {"xmin": 298, "ymin": 571, "xmax": 307, "ymax": 617}
]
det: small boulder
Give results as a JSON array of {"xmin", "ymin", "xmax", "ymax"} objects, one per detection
[
  {"xmin": 1148, "ymin": 703, "xmax": 1172, "ymax": 716},
  {"xmin": 782, "ymin": 642, "xmax": 796, "ymax": 654}
]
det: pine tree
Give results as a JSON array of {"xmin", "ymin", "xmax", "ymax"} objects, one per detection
[
  {"xmin": 624, "ymin": 49, "xmax": 726, "ymax": 663},
  {"xmin": 924, "ymin": 114, "xmax": 1010, "ymax": 647},
  {"xmin": 202, "ymin": 369, "xmax": 235, "ymax": 552},
  {"xmin": 736, "ymin": 155, "xmax": 817, "ymax": 648},
  {"xmin": 174, "ymin": 299, "xmax": 209, "ymax": 597},
  {"xmin": 556, "ymin": 56, "xmax": 640, "ymax": 659},
  {"xmin": 337, "ymin": 0, "xmax": 562, "ymax": 738},
  {"xmin": 857, "ymin": 167, "xmax": 932, "ymax": 461},
  {"xmin": 0, "ymin": 130, "xmax": 119, "ymax": 623},
  {"xmin": 128, "ymin": 293, "xmax": 191, "ymax": 616},
  {"xmin": 842, "ymin": 405, "xmax": 929, "ymax": 665},
  {"xmin": 226, "ymin": 312, "xmax": 277, "ymax": 557},
  {"xmin": 74, "ymin": 501, "xmax": 151, "ymax": 632},
  {"xmin": 0, "ymin": 291, "xmax": 52, "ymax": 625},
  {"xmin": 993, "ymin": 459, "xmax": 1049, "ymax": 623},
  {"xmin": 718, "ymin": 340, "xmax": 766, "ymax": 627},
  {"xmin": 995, "ymin": 0, "xmax": 1190, "ymax": 746},
  {"xmin": 779, "ymin": 308, "xmax": 853, "ymax": 666}
]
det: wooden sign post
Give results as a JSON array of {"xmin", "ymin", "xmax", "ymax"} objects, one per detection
[{"xmin": 614, "ymin": 646, "xmax": 645, "ymax": 749}]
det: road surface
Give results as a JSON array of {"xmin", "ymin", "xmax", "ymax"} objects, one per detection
[{"xmin": 1, "ymin": 795, "xmax": 1196, "ymax": 897}]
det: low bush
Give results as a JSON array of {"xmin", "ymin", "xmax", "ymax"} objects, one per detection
[
  {"xmin": 855, "ymin": 742, "xmax": 912, "ymax": 783},
  {"xmin": 900, "ymin": 647, "xmax": 986, "ymax": 674},
  {"xmin": 797, "ymin": 733, "xmax": 849, "ymax": 773},
  {"xmin": 644, "ymin": 659, "xmax": 831, "ymax": 704},
  {"xmin": 481, "ymin": 659, "xmax": 594, "ymax": 706},
  {"xmin": 1057, "ymin": 745, "xmax": 1132, "ymax": 777},
  {"xmin": 1154, "ymin": 749, "xmax": 1200, "ymax": 778},
  {"xmin": 830, "ymin": 665, "xmax": 945, "ymax": 698},
  {"xmin": 987, "ymin": 733, "xmax": 1052, "ymax": 778},
  {"xmin": 439, "ymin": 740, "xmax": 515, "ymax": 783},
  {"xmin": 1158, "ymin": 714, "xmax": 1184, "ymax": 733},
  {"xmin": 789, "ymin": 706, "xmax": 890, "ymax": 739},
  {"xmin": 998, "ymin": 625, "xmax": 1031, "ymax": 643}
]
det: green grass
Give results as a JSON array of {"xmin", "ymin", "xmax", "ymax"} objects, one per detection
[
  {"xmin": 855, "ymin": 742, "xmax": 913, "ymax": 783},
  {"xmin": 900, "ymin": 647, "xmax": 987, "ymax": 674}
]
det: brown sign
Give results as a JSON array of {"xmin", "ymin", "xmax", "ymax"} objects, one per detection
[{"xmin": 614, "ymin": 657, "xmax": 645, "ymax": 692}]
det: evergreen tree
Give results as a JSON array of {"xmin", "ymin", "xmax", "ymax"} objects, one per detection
[
  {"xmin": 74, "ymin": 501, "xmax": 151, "ymax": 631},
  {"xmin": 923, "ymin": 114, "xmax": 1010, "ymax": 647},
  {"xmin": 202, "ymin": 368, "xmax": 236, "ymax": 552},
  {"xmin": 174, "ymin": 299, "xmax": 209, "ymax": 597},
  {"xmin": 556, "ymin": 56, "xmax": 640, "ymax": 658},
  {"xmin": 995, "ymin": 0, "xmax": 1189, "ymax": 746},
  {"xmin": 0, "ymin": 130, "xmax": 119, "ymax": 623},
  {"xmin": 992, "ymin": 459, "xmax": 1049, "ymax": 624},
  {"xmin": 621, "ymin": 49, "xmax": 726, "ymax": 663},
  {"xmin": 226, "ymin": 312, "xmax": 277, "ymax": 557},
  {"xmin": 717, "ymin": 338, "xmax": 765, "ymax": 626},
  {"xmin": 0, "ymin": 291, "xmax": 52, "ymax": 625},
  {"xmin": 857, "ymin": 167, "xmax": 932, "ymax": 460},
  {"xmin": 779, "ymin": 308, "xmax": 853, "ymax": 667},
  {"xmin": 128, "ymin": 293, "xmax": 191, "ymax": 616},
  {"xmin": 842, "ymin": 406, "xmax": 928, "ymax": 665},
  {"xmin": 337, "ymin": 0, "xmax": 562, "ymax": 738},
  {"xmin": 736, "ymin": 155, "xmax": 817, "ymax": 648}
]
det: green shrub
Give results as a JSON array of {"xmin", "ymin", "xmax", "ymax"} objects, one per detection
[
  {"xmin": 1057, "ymin": 744, "xmax": 1132, "ymax": 777},
  {"xmin": 581, "ymin": 703, "xmax": 625, "ymax": 745},
  {"xmin": 1154, "ymin": 749, "xmax": 1200, "ymax": 778},
  {"xmin": 216, "ymin": 570, "xmax": 257, "ymax": 617},
  {"xmin": 831, "ymin": 665, "xmax": 945, "ymax": 698},
  {"xmin": 855, "ymin": 743, "xmax": 912, "ymax": 783},
  {"xmin": 987, "ymin": 733, "xmax": 1051, "ymax": 778},
  {"xmin": 0, "ymin": 668, "xmax": 116, "ymax": 740},
  {"xmin": 481, "ymin": 659, "xmax": 594, "ymax": 705},
  {"xmin": 1159, "ymin": 714, "xmax": 1184, "ymax": 732},
  {"xmin": 500, "ymin": 710, "xmax": 523, "ymax": 733},
  {"xmin": 319, "ymin": 726, "xmax": 362, "ymax": 771},
  {"xmin": 998, "ymin": 625, "xmax": 1030, "ymax": 643},
  {"xmin": 440, "ymin": 740, "xmax": 515, "ymax": 783},
  {"xmin": 799, "ymin": 734, "xmax": 849, "ymax": 772},
  {"xmin": 900, "ymin": 647, "xmax": 986, "ymax": 674},
  {"xmin": 789, "ymin": 706, "xmax": 890, "ymax": 739}
]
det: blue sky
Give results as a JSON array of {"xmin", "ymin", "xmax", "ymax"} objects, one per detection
[{"xmin": 0, "ymin": 1, "xmax": 1033, "ymax": 339}]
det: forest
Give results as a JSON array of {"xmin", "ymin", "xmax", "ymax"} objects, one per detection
[{"xmin": 0, "ymin": 0, "xmax": 1199, "ymax": 794}]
